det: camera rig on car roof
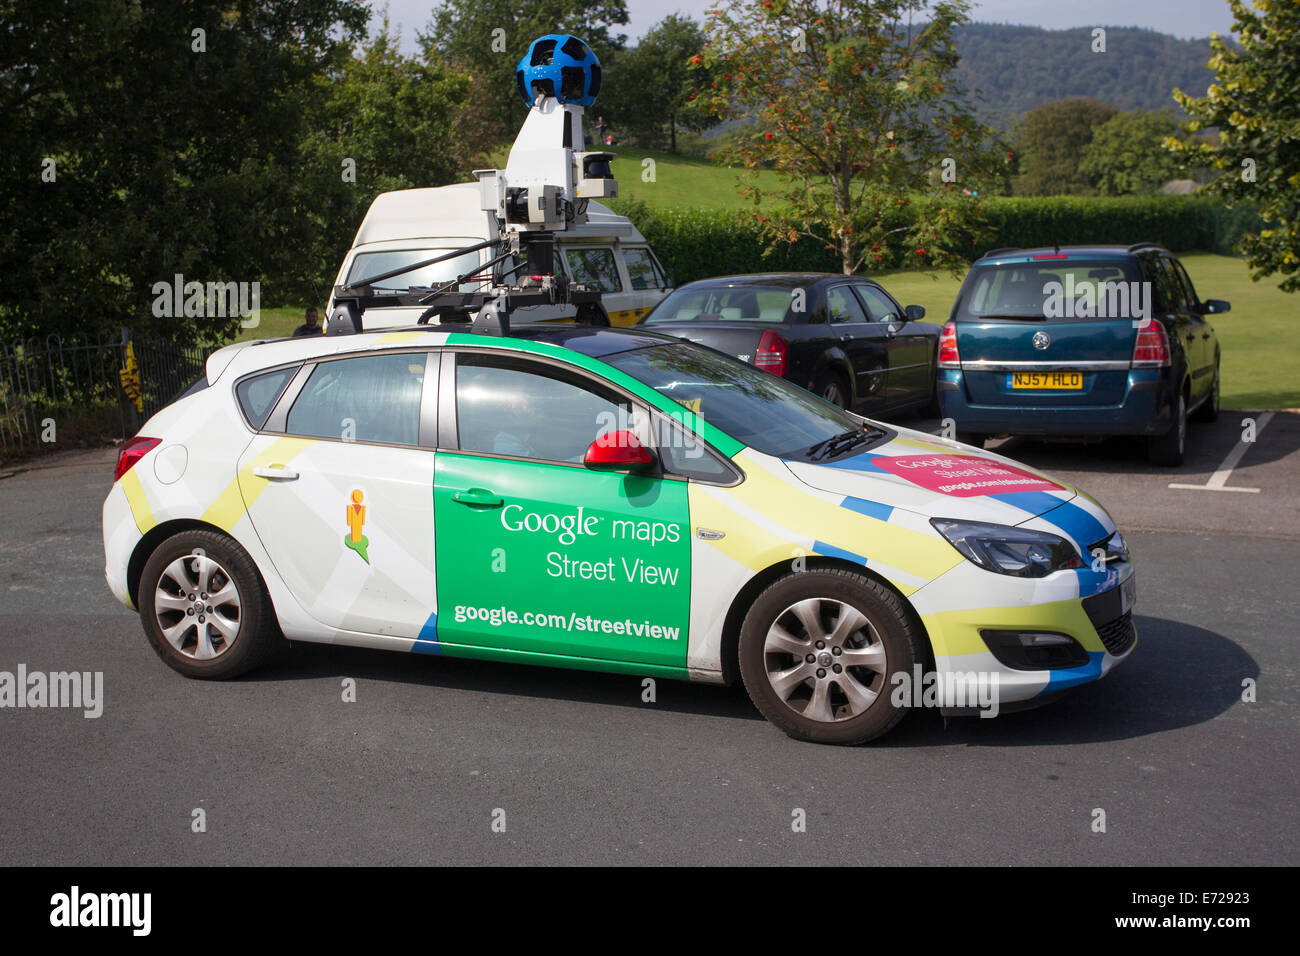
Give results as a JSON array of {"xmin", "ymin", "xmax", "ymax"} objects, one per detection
[{"xmin": 325, "ymin": 34, "xmax": 617, "ymax": 338}]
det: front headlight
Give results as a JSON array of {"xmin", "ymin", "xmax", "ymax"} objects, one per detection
[{"xmin": 931, "ymin": 518, "xmax": 1084, "ymax": 578}]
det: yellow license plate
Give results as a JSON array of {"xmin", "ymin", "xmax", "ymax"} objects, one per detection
[{"xmin": 1008, "ymin": 371, "xmax": 1083, "ymax": 390}]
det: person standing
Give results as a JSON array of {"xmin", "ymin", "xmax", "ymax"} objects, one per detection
[{"xmin": 292, "ymin": 307, "xmax": 321, "ymax": 336}]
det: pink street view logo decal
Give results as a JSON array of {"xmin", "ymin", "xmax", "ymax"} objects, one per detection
[{"xmin": 871, "ymin": 455, "xmax": 1065, "ymax": 497}]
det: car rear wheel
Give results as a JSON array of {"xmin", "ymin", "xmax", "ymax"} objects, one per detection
[
  {"xmin": 738, "ymin": 569, "xmax": 920, "ymax": 745},
  {"xmin": 1191, "ymin": 363, "xmax": 1220, "ymax": 423},
  {"xmin": 1147, "ymin": 391, "xmax": 1187, "ymax": 466},
  {"xmin": 138, "ymin": 530, "xmax": 282, "ymax": 679}
]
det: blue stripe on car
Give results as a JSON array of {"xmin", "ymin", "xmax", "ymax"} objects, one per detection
[
  {"xmin": 840, "ymin": 496, "xmax": 894, "ymax": 522},
  {"xmin": 411, "ymin": 611, "xmax": 441, "ymax": 654}
]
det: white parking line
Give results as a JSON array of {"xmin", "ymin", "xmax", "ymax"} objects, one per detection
[{"xmin": 1169, "ymin": 411, "xmax": 1273, "ymax": 494}]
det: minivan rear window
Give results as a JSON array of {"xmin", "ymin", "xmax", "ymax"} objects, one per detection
[{"xmin": 954, "ymin": 258, "xmax": 1146, "ymax": 322}]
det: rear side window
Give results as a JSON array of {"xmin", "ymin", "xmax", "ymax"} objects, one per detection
[
  {"xmin": 826, "ymin": 286, "xmax": 867, "ymax": 324},
  {"xmin": 623, "ymin": 248, "xmax": 665, "ymax": 291},
  {"xmin": 954, "ymin": 258, "xmax": 1144, "ymax": 322},
  {"xmin": 236, "ymin": 367, "xmax": 296, "ymax": 430},
  {"xmin": 286, "ymin": 353, "xmax": 424, "ymax": 446},
  {"xmin": 565, "ymin": 247, "xmax": 622, "ymax": 292}
]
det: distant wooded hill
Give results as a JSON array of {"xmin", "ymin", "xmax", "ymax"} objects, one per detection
[{"xmin": 952, "ymin": 23, "xmax": 1223, "ymax": 126}]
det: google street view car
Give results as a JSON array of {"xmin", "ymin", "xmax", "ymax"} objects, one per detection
[{"xmin": 101, "ymin": 36, "xmax": 1135, "ymax": 745}]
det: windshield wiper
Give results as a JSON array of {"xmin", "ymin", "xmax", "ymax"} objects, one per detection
[{"xmin": 806, "ymin": 426, "xmax": 882, "ymax": 461}]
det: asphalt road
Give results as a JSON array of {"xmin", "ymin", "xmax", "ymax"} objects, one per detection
[{"xmin": 1, "ymin": 414, "xmax": 1296, "ymax": 865}]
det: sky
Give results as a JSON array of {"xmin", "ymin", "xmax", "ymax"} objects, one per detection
[{"xmin": 373, "ymin": 0, "xmax": 1240, "ymax": 51}]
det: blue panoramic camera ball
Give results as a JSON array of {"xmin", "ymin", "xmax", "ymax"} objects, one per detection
[{"xmin": 515, "ymin": 35, "xmax": 602, "ymax": 107}]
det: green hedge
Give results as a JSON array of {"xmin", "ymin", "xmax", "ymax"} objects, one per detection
[{"xmin": 608, "ymin": 196, "xmax": 1259, "ymax": 284}]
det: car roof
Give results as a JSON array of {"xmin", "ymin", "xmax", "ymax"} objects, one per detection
[
  {"xmin": 672, "ymin": 273, "xmax": 869, "ymax": 290},
  {"xmin": 976, "ymin": 244, "xmax": 1169, "ymax": 262},
  {"xmin": 206, "ymin": 323, "xmax": 678, "ymax": 383}
]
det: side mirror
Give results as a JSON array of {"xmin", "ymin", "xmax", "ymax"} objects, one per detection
[
  {"xmin": 1201, "ymin": 299, "xmax": 1231, "ymax": 315},
  {"xmin": 904, "ymin": 304, "xmax": 926, "ymax": 321},
  {"xmin": 584, "ymin": 429, "xmax": 656, "ymax": 472}
]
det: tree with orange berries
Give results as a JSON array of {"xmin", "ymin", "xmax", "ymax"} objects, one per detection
[{"xmin": 695, "ymin": 0, "xmax": 1000, "ymax": 274}]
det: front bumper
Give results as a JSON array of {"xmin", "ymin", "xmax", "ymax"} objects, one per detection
[{"xmin": 913, "ymin": 558, "xmax": 1137, "ymax": 712}]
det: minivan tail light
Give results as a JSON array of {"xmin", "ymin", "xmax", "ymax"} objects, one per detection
[
  {"xmin": 938, "ymin": 321, "xmax": 961, "ymax": 368},
  {"xmin": 114, "ymin": 437, "xmax": 160, "ymax": 482},
  {"xmin": 1131, "ymin": 320, "xmax": 1171, "ymax": 367},
  {"xmin": 754, "ymin": 330, "xmax": 788, "ymax": 376}
]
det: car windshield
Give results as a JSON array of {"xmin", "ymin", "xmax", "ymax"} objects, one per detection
[
  {"xmin": 606, "ymin": 342, "xmax": 887, "ymax": 462},
  {"xmin": 347, "ymin": 248, "xmax": 486, "ymax": 292},
  {"xmin": 954, "ymin": 258, "xmax": 1146, "ymax": 322},
  {"xmin": 641, "ymin": 285, "xmax": 792, "ymax": 324}
]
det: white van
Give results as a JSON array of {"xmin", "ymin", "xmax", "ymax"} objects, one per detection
[{"xmin": 327, "ymin": 183, "xmax": 672, "ymax": 328}]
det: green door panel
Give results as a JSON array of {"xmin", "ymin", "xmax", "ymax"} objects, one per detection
[{"xmin": 434, "ymin": 452, "xmax": 691, "ymax": 668}]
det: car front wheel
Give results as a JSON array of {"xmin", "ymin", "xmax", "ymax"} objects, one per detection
[
  {"xmin": 738, "ymin": 569, "xmax": 921, "ymax": 745},
  {"xmin": 138, "ymin": 530, "xmax": 282, "ymax": 679}
]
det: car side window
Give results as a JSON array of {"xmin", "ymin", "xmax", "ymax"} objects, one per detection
[
  {"xmin": 1158, "ymin": 257, "xmax": 1191, "ymax": 312},
  {"xmin": 653, "ymin": 415, "xmax": 736, "ymax": 483},
  {"xmin": 455, "ymin": 355, "xmax": 629, "ymax": 463},
  {"xmin": 623, "ymin": 248, "xmax": 664, "ymax": 291},
  {"xmin": 1171, "ymin": 258, "xmax": 1201, "ymax": 309},
  {"xmin": 853, "ymin": 284, "xmax": 902, "ymax": 323},
  {"xmin": 826, "ymin": 286, "xmax": 868, "ymax": 324},
  {"xmin": 236, "ymin": 366, "xmax": 297, "ymax": 430},
  {"xmin": 564, "ymin": 247, "xmax": 622, "ymax": 293},
  {"xmin": 285, "ymin": 353, "xmax": 424, "ymax": 446}
]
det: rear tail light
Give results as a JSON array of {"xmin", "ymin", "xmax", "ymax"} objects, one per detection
[
  {"xmin": 1131, "ymin": 320, "xmax": 1171, "ymax": 367},
  {"xmin": 754, "ymin": 330, "xmax": 788, "ymax": 377},
  {"xmin": 938, "ymin": 321, "xmax": 961, "ymax": 368},
  {"xmin": 114, "ymin": 437, "xmax": 160, "ymax": 482}
]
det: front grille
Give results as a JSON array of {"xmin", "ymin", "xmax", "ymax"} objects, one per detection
[{"xmin": 1095, "ymin": 611, "xmax": 1136, "ymax": 656}]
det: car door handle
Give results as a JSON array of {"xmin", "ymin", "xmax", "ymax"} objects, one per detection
[
  {"xmin": 253, "ymin": 465, "xmax": 299, "ymax": 481},
  {"xmin": 453, "ymin": 488, "xmax": 503, "ymax": 507}
]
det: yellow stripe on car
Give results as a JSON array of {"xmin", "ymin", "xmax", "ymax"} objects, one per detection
[
  {"xmin": 206, "ymin": 437, "xmax": 316, "ymax": 531},
  {"xmin": 119, "ymin": 467, "xmax": 157, "ymax": 534}
]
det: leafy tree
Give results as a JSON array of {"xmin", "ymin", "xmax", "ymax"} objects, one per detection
[
  {"xmin": 1011, "ymin": 98, "xmax": 1118, "ymax": 195},
  {"xmin": 1171, "ymin": 0, "xmax": 1300, "ymax": 292},
  {"xmin": 0, "ymin": 0, "xmax": 370, "ymax": 343},
  {"xmin": 298, "ymin": 20, "xmax": 488, "ymax": 303},
  {"xmin": 1079, "ymin": 109, "xmax": 1187, "ymax": 196},
  {"xmin": 420, "ymin": 0, "xmax": 630, "ymax": 143},
  {"xmin": 602, "ymin": 14, "xmax": 711, "ymax": 152},
  {"xmin": 696, "ymin": 0, "xmax": 997, "ymax": 276}
]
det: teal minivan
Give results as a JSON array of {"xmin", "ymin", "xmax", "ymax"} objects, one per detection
[{"xmin": 936, "ymin": 244, "xmax": 1230, "ymax": 465}]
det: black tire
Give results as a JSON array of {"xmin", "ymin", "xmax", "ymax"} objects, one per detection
[
  {"xmin": 1147, "ymin": 390, "xmax": 1188, "ymax": 466},
  {"xmin": 575, "ymin": 304, "xmax": 610, "ymax": 327},
  {"xmin": 738, "ymin": 568, "xmax": 921, "ymax": 745},
  {"xmin": 138, "ymin": 529, "xmax": 282, "ymax": 679},
  {"xmin": 955, "ymin": 431, "xmax": 987, "ymax": 449},
  {"xmin": 1191, "ymin": 363, "xmax": 1220, "ymax": 423},
  {"xmin": 814, "ymin": 371, "xmax": 850, "ymax": 409}
]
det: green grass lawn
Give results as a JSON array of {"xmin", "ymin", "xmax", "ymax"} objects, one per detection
[
  {"xmin": 604, "ymin": 146, "xmax": 782, "ymax": 210},
  {"xmin": 870, "ymin": 253, "xmax": 1299, "ymax": 410}
]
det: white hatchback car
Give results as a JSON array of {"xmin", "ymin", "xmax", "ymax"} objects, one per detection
[{"xmin": 104, "ymin": 324, "xmax": 1136, "ymax": 745}]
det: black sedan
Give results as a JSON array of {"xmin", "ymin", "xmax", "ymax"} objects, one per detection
[{"xmin": 637, "ymin": 273, "xmax": 941, "ymax": 415}]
